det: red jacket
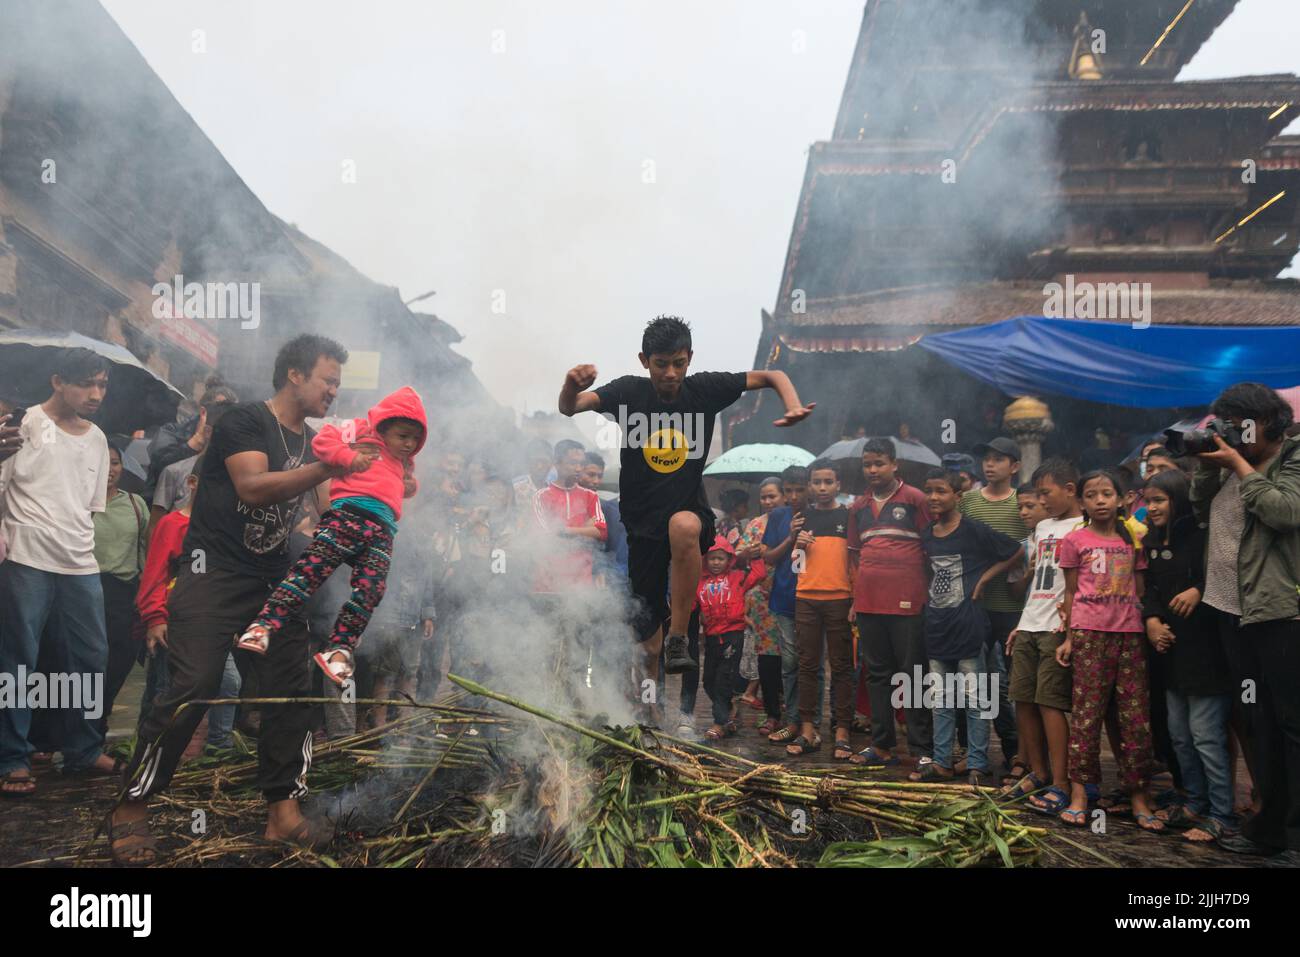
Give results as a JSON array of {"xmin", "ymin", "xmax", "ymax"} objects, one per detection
[
  {"xmin": 696, "ymin": 537, "xmax": 766, "ymax": 637},
  {"xmin": 313, "ymin": 386, "xmax": 428, "ymax": 520},
  {"xmin": 136, "ymin": 510, "xmax": 190, "ymax": 629},
  {"xmin": 532, "ymin": 481, "xmax": 607, "ymax": 593}
]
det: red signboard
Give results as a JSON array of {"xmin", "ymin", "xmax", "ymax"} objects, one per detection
[{"xmin": 157, "ymin": 313, "xmax": 220, "ymax": 367}]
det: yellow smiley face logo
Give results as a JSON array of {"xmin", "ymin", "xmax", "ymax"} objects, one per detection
[{"xmin": 644, "ymin": 428, "xmax": 689, "ymax": 473}]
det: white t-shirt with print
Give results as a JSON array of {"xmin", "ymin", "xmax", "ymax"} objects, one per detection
[
  {"xmin": 0, "ymin": 404, "xmax": 109, "ymax": 574},
  {"xmin": 1016, "ymin": 515, "xmax": 1087, "ymax": 633}
]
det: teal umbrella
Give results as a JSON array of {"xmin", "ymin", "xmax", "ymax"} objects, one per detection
[{"xmin": 703, "ymin": 443, "xmax": 815, "ymax": 482}]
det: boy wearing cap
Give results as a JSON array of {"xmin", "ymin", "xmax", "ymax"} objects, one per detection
[{"xmin": 957, "ymin": 436, "xmax": 1025, "ymax": 770}]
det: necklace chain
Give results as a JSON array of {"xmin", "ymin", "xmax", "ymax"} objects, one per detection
[
  {"xmin": 266, "ymin": 400, "xmax": 306, "ymax": 464},
  {"xmin": 872, "ymin": 479, "xmax": 901, "ymax": 503}
]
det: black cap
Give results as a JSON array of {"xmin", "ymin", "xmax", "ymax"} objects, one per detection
[{"xmin": 972, "ymin": 436, "xmax": 1021, "ymax": 462}]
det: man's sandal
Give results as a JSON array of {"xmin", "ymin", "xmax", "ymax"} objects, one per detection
[
  {"xmin": 1059, "ymin": 808, "xmax": 1089, "ymax": 827},
  {"xmin": 1184, "ymin": 818, "xmax": 1226, "ymax": 845},
  {"xmin": 63, "ymin": 755, "xmax": 127, "ymax": 779},
  {"xmin": 0, "ymin": 772, "xmax": 36, "ymax": 797},
  {"xmin": 785, "ymin": 734, "xmax": 821, "ymax": 756},
  {"xmin": 849, "ymin": 747, "xmax": 900, "ymax": 769},
  {"xmin": 108, "ymin": 816, "xmax": 159, "ymax": 866},
  {"xmin": 832, "ymin": 739, "xmax": 854, "ymax": 761},
  {"xmin": 767, "ymin": 726, "xmax": 798, "ymax": 744}
]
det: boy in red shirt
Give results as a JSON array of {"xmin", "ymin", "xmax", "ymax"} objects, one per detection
[
  {"xmin": 847, "ymin": 437, "xmax": 934, "ymax": 769},
  {"xmin": 696, "ymin": 536, "xmax": 765, "ymax": 740},
  {"xmin": 236, "ymin": 386, "xmax": 427, "ymax": 685},
  {"xmin": 532, "ymin": 439, "xmax": 607, "ymax": 696}
]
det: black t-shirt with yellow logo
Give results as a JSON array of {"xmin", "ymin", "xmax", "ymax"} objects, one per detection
[{"xmin": 593, "ymin": 371, "xmax": 747, "ymax": 541}]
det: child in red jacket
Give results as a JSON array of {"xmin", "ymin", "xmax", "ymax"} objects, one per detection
[
  {"xmin": 695, "ymin": 535, "xmax": 766, "ymax": 740},
  {"xmin": 237, "ymin": 386, "xmax": 427, "ymax": 685}
]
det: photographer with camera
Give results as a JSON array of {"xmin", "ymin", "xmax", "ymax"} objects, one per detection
[{"xmin": 1188, "ymin": 382, "xmax": 1300, "ymax": 859}]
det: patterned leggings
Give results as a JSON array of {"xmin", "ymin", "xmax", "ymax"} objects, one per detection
[
  {"xmin": 1067, "ymin": 628, "xmax": 1152, "ymax": 790},
  {"xmin": 254, "ymin": 506, "xmax": 393, "ymax": 652}
]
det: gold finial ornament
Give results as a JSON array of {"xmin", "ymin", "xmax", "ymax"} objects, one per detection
[{"xmin": 1069, "ymin": 11, "xmax": 1104, "ymax": 81}]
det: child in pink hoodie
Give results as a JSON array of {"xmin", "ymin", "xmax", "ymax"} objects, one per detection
[{"xmin": 237, "ymin": 386, "xmax": 427, "ymax": 685}]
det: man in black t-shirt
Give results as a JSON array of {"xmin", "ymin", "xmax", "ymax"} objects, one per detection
[
  {"xmin": 110, "ymin": 334, "xmax": 351, "ymax": 864},
  {"xmin": 558, "ymin": 316, "xmax": 814, "ymax": 715}
]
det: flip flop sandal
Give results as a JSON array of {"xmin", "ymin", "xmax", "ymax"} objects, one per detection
[
  {"xmin": 832, "ymin": 740, "xmax": 854, "ymax": 761},
  {"xmin": 704, "ymin": 727, "xmax": 725, "ymax": 740},
  {"xmin": 785, "ymin": 734, "xmax": 821, "ymax": 756},
  {"xmin": 999, "ymin": 771, "xmax": 1047, "ymax": 798},
  {"xmin": 108, "ymin": 815, "xmax": 159, "ymax": 866},
  {"xmin": 768, "ymin": 726, "xmax": 798, "ymax": 744},
  {"xmin": 235, "ymin": 624, "xmax": 270, "ymax": 655},
  {"xmin": 849, "ymin": 747, "xmax": 900, "ymax": 768},
  {"xmin": 1027, "ymin": 785, "xmax": 1071, "ymax": 815},
  {"xmin": 1059, "ymin": 808, "xmax": 1089, "ymax": 827},
  {"xmin": 756, "ymin": 719, "xmax": 779, "ymax": 737},
  {"xmin": 1135, "ymin": 813, "xmax": 1167, "ymax": 834},
  {"xmin": 0, "ymin": 772, "xmax": 37, "ymax": 797}
]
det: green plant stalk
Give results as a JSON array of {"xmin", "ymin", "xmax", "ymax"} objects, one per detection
[{"xmin": 447, "ymin": 674, "xmax": 699, "ymax": 779}]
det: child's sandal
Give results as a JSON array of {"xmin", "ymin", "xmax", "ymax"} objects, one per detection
[
  {"xmin": 313, "ymin": 647, "xmax": 355, "ymax": 686},
  {"xmin": 235, "ymin": 624, "xmax": 270, "ymax": 655}
]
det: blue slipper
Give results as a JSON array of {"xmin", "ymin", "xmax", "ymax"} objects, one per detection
[{"xmin": 1028, "ymin": 785, "xmax": 1070, "ymax": 815}]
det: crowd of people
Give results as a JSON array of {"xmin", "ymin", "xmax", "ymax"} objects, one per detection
[{"xmin": 0, "ymin": 316, "xmax": 1296, "ymax": 868}]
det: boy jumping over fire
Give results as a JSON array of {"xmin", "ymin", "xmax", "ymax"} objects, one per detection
[{"xmin": 558, "ymin": 316, "xmax": 813, "ymax": 720}]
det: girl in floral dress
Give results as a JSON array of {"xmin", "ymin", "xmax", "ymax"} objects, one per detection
[{"xmin": 739, "ymin": 477, "xmax": 786, "ymax": 734}]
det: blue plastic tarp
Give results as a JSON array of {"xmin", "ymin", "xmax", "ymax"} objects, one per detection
[{"xmin": 917, "ymin": 317, "xmax": 1300, "ymax": 409}]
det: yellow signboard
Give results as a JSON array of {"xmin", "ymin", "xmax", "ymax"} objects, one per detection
[{"xmin": 341, "ymin": 350, "xmax": 381, "ymax": 390}]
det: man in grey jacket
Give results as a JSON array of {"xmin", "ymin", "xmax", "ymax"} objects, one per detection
[{"xmin": 1191, "ymin": 382, "xmax": 1300, "ymax": 859}]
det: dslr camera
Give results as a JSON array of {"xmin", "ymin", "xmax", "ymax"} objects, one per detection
[{"xmin": 1163, "ymin": 417, "xmax": 1243, "ymax": 456}]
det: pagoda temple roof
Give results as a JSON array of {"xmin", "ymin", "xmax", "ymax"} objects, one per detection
[{"xmin": 771, "ymin": 280, "xmax": 1300, "ymax": 336}]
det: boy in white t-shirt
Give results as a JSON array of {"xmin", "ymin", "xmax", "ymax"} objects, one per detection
[
  {"xmin": 0, "ymin": 348, "xmax": 115, "ymax": 796},
  {"xmin": 1004, "ymin": 459, "xmax": 1085, "ymax": 812}
]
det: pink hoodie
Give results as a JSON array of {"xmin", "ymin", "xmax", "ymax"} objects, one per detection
[{"xmin": 311, "ymin": 386, "xmax": 427, "ymax": 520}]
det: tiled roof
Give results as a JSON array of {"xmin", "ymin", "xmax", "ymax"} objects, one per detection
[{"xmin": 774, "ymin": 281, "xmax": 1300, "ymax": 330}]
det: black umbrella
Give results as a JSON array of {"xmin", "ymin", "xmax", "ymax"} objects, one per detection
[{"xmin": 0, "ymin": 329, "xmax": 184, "ymax": 434}]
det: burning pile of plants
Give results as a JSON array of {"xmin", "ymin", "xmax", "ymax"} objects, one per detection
[{"xmin": 75, "ymin": 676, "xmax": 1097, "ymax": 868}]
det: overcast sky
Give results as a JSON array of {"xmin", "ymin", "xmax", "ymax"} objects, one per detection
[{"xmin": 102, "ymin": 0, "xmax": 1299, "ymax": 419}]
